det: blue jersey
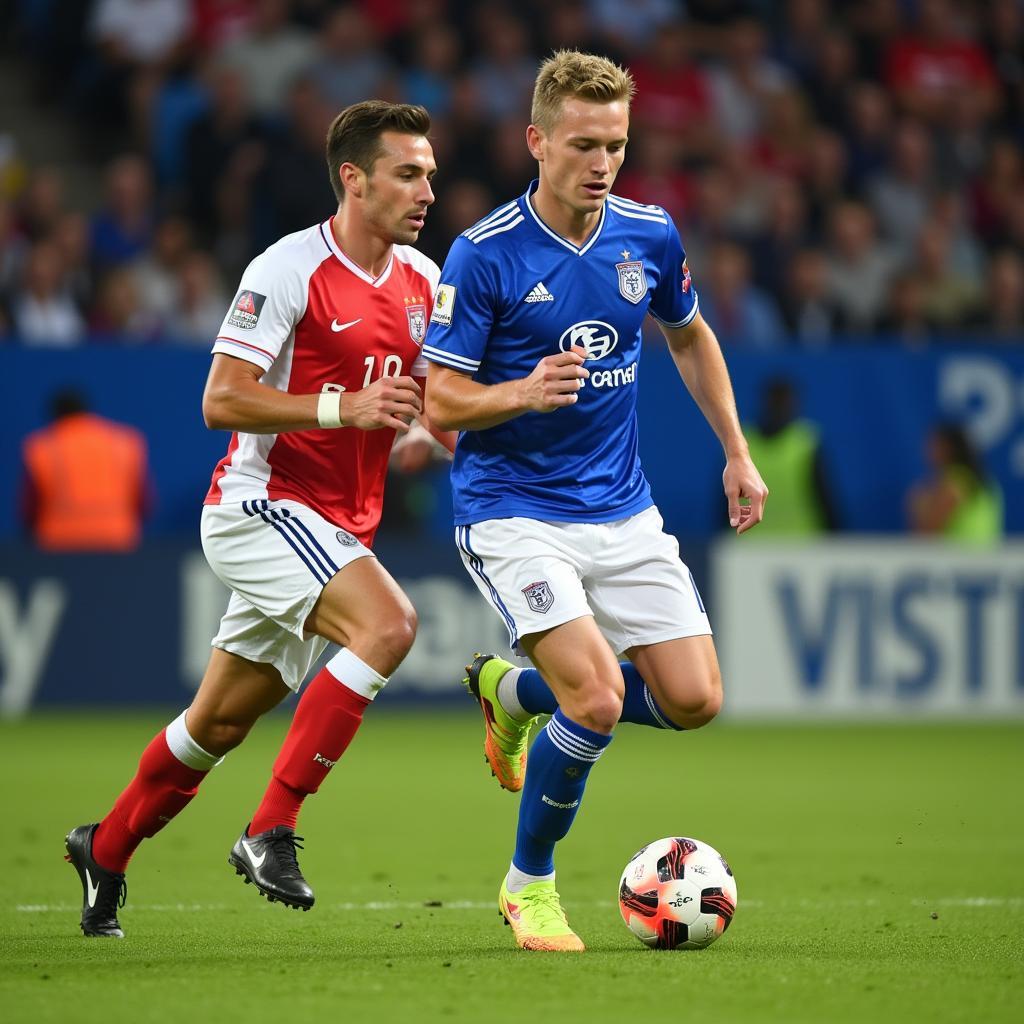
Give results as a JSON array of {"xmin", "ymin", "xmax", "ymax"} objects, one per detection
[{"xmin": 423, "ymin": 180, "xmax": 699, "ymax": 526}]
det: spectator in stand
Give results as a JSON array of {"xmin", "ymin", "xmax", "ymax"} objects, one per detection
[
  {"xmin": 416, "ymin": 177, "xmax": 493, "ymax": 268},
  {"xmin": 844, "ymin": 82, "xmax": 893, "ymax": 190},
  {"xmin": 258, "ymin": 76, "xmax": 336, "ymax": 244},
  {"xmin": 966, "ymin": 249, "xmax": 1024, "ymax": 341},
  {"xmin": 884, "ymin": 0, "xmax": 999, "ymax": 127},
  {"xmin": 164, "ymin": 251, "xmax": 228, "ymax": 343},
  {"xmin": 307, "ymin": 6, "xmax": 397, "ymax": 110},
  {"xmin": 774, "ymin": 0, "xmax": 831, "ymax": 87},
  {"xmin": 90, "ymin": 155, "xmax": 156, "ymax": 269},
  {"xmin": 982, "ymin": 0, "xmax": 1024, "ymax": 132},
  {"xmin": 15, "ymin": 166, "xmax": 65, "ymax": 242},
  {"xmin": 0, "ymin": 196, "xmax": 28, "ymax": 297},
  {"xmin": 907, "ymin": 422, "xmax": 1003, "ymax": 545},
  {"xmin": 867, "ymin": 119, "xmax": 935, "ymax": 262},
  {"xmin": 748, "ymin": 177, "xmax": 813, "ymax": 298},
  {"xmin": 216, "ymin": 0, "xmax": 316, "ymax": 120},
  {"xmin": 10, "ymin": 239, "xmax": 85, "ymax": 346},
  {"xmin": 695, "ymin": 240, "xmax": 785, "ymax": 350},
  {"xmin": 485, "ymin": 117, "xmax": 543, "ymax": 204},
  {"xmin": 132, "ymin": 216, "xmax": 194, "ymax": 326},
  {"xmin": 781, "ymin": 248, "xmax": 840, "ymax": 345},
  {"xmin": 680, "ymin": 166, "xmax": 745, "ymax": 276},
  {"xmin": 52, "ymin": 212, "xmax": 94, "ymax": 315},
  {"xmin": 824, "ymin": 201, "xmax": 901, "ymax": 335},
  {"xmin": 614, "ymin": 128, "xmax": 692, "ymax": 227},
  {"xmin": 542, "ymin": 0, "xmax": 608, "ymax": 61},
  {"xmin": 90, "ymin": 266, "xmax": 150, "ymax": 342},
  {"xmin": 401, "ymin": 21, "xmax": 461, "ymax": 118},
  {"xmin": 469, "ymin": 8, "xmax": 537, "ymax": 121},
  {"xmin": 749, "ymin": 87, "xmax": 815, "ymax": 181},
  {"xmin": 970, "ymin": 137, "xmax": 1024, "ymax": 248},
  {"xmin": 878, "ymin": 271, "xmax": 936, "ymax": 345},
  {"xmin": 803, "ymin": 28, "xmax": 859, "ymax": 132},
  {"xmin": 914, "ymin": 222, "xmax": 981, "ymax": 333},
  {"xmin": 586, "ymin": 0, "xmax": 681, "ymax": 55},
  {"xmin": 184, "ymin": 64, "xmax": 266, "ymax": 247},
  {"xmin": 803, "ymin": 128, "xmax": 850, "ymax": 235},
  {"xmin": 20, "ymin": 389, "xmax": 151, "ymax": 552},
  {"xmin": 709, "ymin": 16, "xmax": 791, "ymax": 146},
  {"xmin": 628, "ymin": 21, "xmax": 717, "ymax": 157},
  {"xmin": 84, "ymin": 0, "xmax": 195, "ymax": 148}
]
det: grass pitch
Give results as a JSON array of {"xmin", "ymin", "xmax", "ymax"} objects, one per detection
[{"xmin": 1, "ymin": 711, "xmax": 1021, "ymax": 1023}]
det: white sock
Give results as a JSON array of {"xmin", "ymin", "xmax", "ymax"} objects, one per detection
[
  {"xmin": 506, "ymin": 862, "xmax": 555, "ymax": 894},
  {"xmin": 496, "ymin": 668, "xmax": 531, "ymax": 721},
  {"xmin": 166, "ymin": 710, "xmax": 223, "ymax": 770}
]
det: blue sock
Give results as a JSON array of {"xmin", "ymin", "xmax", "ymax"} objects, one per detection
[
  {"xmin": 514, "ymin": 663, "xmax": 683, "ymax": 730},
  {"xmin": 512, "ymin": 709, "xmax": 612, "ymax": 876}
]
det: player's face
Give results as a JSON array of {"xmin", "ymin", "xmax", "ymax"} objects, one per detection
[
  {"xmin": 362, "ymin": 132, "xmax": 437, "ymax": 245},
  {"xmin": 530, "ymin": 98, "xmax": 629, "ymax": 217}
]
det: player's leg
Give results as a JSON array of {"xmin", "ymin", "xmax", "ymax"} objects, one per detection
[
  {"xmin": 468, "ymin": 656, "xmax": 685, "ymax": 733},
  {"xmin": 624, "ymin": 634, "xmax": 723, "ymax": 729},
  {"xmin": 65, "ymin": 646, "xmax": 290, "ymax": 937},
  {"xmin": 499, "ymin": 616, "xmax": 620, "ymax": 951},
  {"xmin": 244, "ymin": 555, "xmax": 415, "ymax": 849}
]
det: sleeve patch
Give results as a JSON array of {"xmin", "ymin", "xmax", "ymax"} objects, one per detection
[
  {"xmin": 430, "ymin": 284, "xmax": 456, "ymax": 326},
  {"xmin": 227, "ymin": 290, "xmax": 267, "ymax": 331}
]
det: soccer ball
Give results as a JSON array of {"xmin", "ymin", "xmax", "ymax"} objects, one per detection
[{"xmin": 618, "ymin": 836, "xmax": 737, "ymax": 950}]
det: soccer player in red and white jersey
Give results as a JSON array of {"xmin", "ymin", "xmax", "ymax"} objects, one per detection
[{"xmin": 65, "ymin": 101, "xmax": 452, "ymax": 937}]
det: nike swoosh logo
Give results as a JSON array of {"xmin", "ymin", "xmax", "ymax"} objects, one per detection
[
  {"xmin": 242, "ymin": 840, "xmax": 266, "ymax": 868},
  {"xmin": 85, "ymin": 868, "xmax": 100, "ymax": 908},
  {"xmin": 331, "ymin": 318, "xmax": 362, "ymax": 332}
]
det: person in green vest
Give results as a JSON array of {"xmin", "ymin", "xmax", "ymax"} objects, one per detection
[
  {"xmin": 740, "ymin": 377, "xmax": 837, "ymax": 538},
  {"xmin": 907, "ymin": 422, "xmax": 1003, "ymax": 545}
]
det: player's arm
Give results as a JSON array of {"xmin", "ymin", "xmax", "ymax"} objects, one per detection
[
  {"xmin": 659, "ymin": 312, "xmax": 768, "ymax": 534},
  {"xmin": 424, "ymin": 348, "xmax": 589, "ymax": 432},
  {"xmin": 202, "ymin": 353, "xmax": 422, "ymax": 435}
]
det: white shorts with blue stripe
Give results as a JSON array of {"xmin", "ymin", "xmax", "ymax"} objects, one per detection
[
  {"xmin": 200, "ymin": 499, "xmax": 373, "ymax": 690},
  {"xmin": 455, "ymin": 505, "xmax": 711, "ymax": 656}
]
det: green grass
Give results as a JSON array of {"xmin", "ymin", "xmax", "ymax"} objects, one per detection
[{"xmin": 1, "ymin": 712, "xmax": 1021, "ymax": 1023}]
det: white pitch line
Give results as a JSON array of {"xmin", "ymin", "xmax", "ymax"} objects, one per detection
[{"xmin": 13, "ymin": 897, "xmax": 1024, "ymax": 914}]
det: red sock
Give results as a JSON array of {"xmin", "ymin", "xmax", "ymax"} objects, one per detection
[
  {"xmin": 92, "ymin": 731, "xmax": 208, "ymax": 873},
  {"xmin": 249, "ymin": 667, "xmax": 371, "ymax": 834}
]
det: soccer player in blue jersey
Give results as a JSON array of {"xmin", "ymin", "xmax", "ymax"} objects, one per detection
[{"xmin": 423, "ymin": 51, "xmax": 768, "ymax": 952}]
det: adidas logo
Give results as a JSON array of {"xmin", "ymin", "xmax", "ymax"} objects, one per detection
[{"xmin": 524, "ymin": 281, "xmax": 554, "ymax": 303}]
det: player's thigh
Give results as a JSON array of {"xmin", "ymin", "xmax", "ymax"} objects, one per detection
[
  {"xmin": 454, "ymin": 518, "xmax": 592, "ymax": 651},
  {"xmin": 304, "ymin": 556, "xmax": 417, "ymax": 676},
  {"xmin": 587, "ymin": 506, "xmax": 712, "ymax": 655},
  {"xmin": 201, "ymin": 498, "xmax": 373, "ymax": 643},
  {"xmin": 520, "ymin": 615, "xmax": 625, "ymax": 731},
  {"xmin": 187, "ymin": 646, "xmax": 293, "ymax": 755},
  {"xmin": 625, "ymin": 634, "xmax": 723, "ymax": 724}
]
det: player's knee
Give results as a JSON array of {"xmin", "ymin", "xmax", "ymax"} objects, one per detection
[
  {"xmin": 571, "ymin": 686, "xmax": 623, "ymax": 734},
  {"xmin": 362, "ymin": 605, "xmax": 417, "ymax": 676},
  {"xmin": 662, "ymin": 669, "xmax": 723, "ymax": 729},
  {"xmin": 187, "ymin": 712, "xmax": 254, "ymax": 755}
]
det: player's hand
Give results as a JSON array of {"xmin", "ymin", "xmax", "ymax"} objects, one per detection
[
  {"xmin": 724, "ymin": 455, "xmax": 768, "ymax": 535},
  {"xmin": 391, "ymin": 421, "xmax": 439, "ymax": 472},
  {"xmin": 520, "ymin": 345, "xmax": 590, "ymax": 413},
  {"xmin": 342, "ymin": 376, "xmax": 423, "ymax": 432}
]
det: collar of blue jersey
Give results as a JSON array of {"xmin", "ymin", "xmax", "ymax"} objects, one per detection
[{"xmin": 522, "ymin": 179, "xmax": 607, "ymax": 257}]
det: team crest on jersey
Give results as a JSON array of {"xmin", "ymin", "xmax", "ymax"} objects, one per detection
[
  {"xmin": 682, "ymin": 260, "xmax": 692, "ymax": 295},
  {"xmin": 227, "ymin": 290, "xmax": 267, "ymax": 330},
  {"xmin": 406, "ymin": 303, "xmax": 426, "ymax": 343},
  {"xmin": 522, "ymin": 580, "xmax": 554, "ymax": 613},
  {"xmin": 615, "ymin": 260, "xmax": 648, "ymax": 304},
  {"xmin": 336, "ymin": 529, "xmax": 359, "ymax": 547}
]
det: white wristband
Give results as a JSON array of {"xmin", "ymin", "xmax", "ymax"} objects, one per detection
[{"xmin": 317, "ymin": 390, "xmax": 343, "ymax": 429}]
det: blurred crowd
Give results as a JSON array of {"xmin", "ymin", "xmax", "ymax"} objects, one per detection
[{"xmin": 1, "ymin": 0, "xmax": 1023, "ymax": 349}]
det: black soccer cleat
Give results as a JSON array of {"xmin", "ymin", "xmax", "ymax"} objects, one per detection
[
  {"xmin": 64, "ymin": 823, "xmax": 127, "ymax": 938},
  {"xmin": 228, "ymin": 825, "xmax": 314, "ymax": 910}
]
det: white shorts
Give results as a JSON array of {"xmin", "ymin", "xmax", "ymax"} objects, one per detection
[
  {"xmin": 200, "ymin": 499, "xmax": 374, "ymax": 690},
  {"xmin": 454, "ymin": 505, "xmax": 712, "ymax": 655}
]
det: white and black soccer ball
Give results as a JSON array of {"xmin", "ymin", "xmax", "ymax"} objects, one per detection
[{"xmin": 618, "ymin": 836, "xmax": 737, "ymax": 950}]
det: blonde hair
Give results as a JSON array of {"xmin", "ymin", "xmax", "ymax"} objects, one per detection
[{"xmin": 531, "ymin": 50, "xmax": 635, "ymax": 134}]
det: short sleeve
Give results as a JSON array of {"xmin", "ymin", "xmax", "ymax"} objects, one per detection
[
  {"xmin": 212, "ymin": 251, "xmax": 307, "ymax": 372},
  {"xmin": 648, "ymin": 218, "xmax": 699, "ymax": 329},
  {"xmin": 421, "ymin": 235, "xmax": 498, "ymax": 375}
]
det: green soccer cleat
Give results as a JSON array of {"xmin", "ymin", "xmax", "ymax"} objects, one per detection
[
  {"xmin": 463, "ymin": 653, "xmax": 536, "ymax": 792},
  {"xmin": 498, "ymin": 878, "xmax": 585, "ymax": 952}
]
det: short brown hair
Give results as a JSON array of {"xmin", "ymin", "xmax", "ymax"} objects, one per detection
[
  {"xmin": 326, "ymin": 100, "xmax": 431, "ymax": 202},
  {"xmin": 531, "ymin": 50, "xmax": 635, "ymax": 134}
]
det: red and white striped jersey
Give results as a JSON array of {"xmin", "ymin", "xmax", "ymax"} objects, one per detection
[{"xmin": 205, "ymin": 218, "xmax": 439, "ymax": 547}]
